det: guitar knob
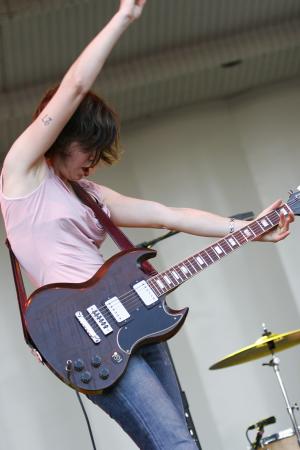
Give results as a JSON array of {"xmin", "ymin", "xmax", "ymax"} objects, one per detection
[
  {"xmin": 80, "ymin": 371, "xmax": 92, "ymax": 384},
  {"xmin": 74, "ymin": 359, "xmax": 85, "ymax": 371},
  {"xmin": 99, "ymin": 367, "xmax": 110, "ymax": 380},
  {"xmin": 91, "ymin": 355, "xmax": 102, "ymax": 368}
]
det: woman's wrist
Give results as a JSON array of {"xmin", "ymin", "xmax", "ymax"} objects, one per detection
[
  {"xmin": 228, "ymin": 218, "xmax": 235, "ymax": 233},
  {"xmin": 114, "ymin": 8, "xmax": 140, "ymax": 28},
  {"xmin": 111, "ymin": 11, "xmax": 133, "ymax": 31}
]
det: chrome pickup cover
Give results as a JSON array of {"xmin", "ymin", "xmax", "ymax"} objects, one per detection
[
  {"xmin": 105, "ymin": 297, "xmax": 130, "ymax": 324},
  {"xmin": 133, "ymin": 280, "xmax": 158, "ymax": 306}
]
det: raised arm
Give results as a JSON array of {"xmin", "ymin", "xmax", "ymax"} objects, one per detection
[{"xmin": 2, "ymin": 1, "xmax": 146, "ymax": 195}]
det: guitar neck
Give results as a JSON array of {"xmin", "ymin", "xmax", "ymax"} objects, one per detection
[{"xmin": 147, "ymin": 204, "xmax": 290, "ymax": 296}]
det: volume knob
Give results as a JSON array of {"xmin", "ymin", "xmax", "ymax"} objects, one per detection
[
  {"xmin": 99, "ymin": 367, "xmax": 110, "ymax": 380},
  {"xmin": 91, "ymin": 355, "xmax": 102, "ymax": 368},
  {"xmin": 74, "ymin": 359, "xmax": 84, "ymax": 371},
  {"xmin": 80, "ymin": 371, "xmax": 92, "ymax": 384}
]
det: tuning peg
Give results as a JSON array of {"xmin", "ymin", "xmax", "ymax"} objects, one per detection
[{"xmin": 288, "ymin": 190, "xmax": 294, "ymax": 195}]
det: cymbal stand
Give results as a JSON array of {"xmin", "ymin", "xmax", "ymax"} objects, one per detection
[{"xmin": 263, "ymin": 355, "xmax": 300, "ymax": 446}]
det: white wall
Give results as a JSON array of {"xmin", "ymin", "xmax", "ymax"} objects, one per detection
[{"xmin": 1, "ymin": 78, "xmax": 300, "ymax": 450}]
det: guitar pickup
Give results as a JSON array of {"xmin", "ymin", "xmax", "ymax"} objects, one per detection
[
  {"xmin": 105, "ymin": 297, "xmax": 130, "ymax": 324},
  {"xmin": 133, "ymin": 280, "xmax": 158, "ymax": 307}
]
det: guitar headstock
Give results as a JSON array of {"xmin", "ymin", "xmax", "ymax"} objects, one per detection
[{"xmin": 287, "ymin": 187, "xmax": 300, "ymax": 216}]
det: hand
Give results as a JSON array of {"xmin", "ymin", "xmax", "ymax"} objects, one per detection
[
  {"xmin": 256, "ymin": 199, "xmax": 294, "ymax": 243},
  {"xmin": 118, "ymin": 0, "xmax": 147, "ymax": 22}
]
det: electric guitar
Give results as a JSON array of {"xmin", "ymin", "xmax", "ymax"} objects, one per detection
[{"xmin": 25, "ymin": 189, "xmax": 300, "ymax": 394}]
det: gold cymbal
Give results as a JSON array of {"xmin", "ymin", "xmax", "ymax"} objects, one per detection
[{"xmin": 210, "ymin": 329, "xmax": 300, "ymax": 370}]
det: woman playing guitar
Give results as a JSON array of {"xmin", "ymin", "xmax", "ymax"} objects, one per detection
[{"xmin": 0, "ymin": 1, "xmax": 293, "ymax": 448}]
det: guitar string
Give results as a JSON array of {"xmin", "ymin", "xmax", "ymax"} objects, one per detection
[
  {"xmin": 80, "ymin": 204, "xmax": 291, "ymax": 326},
  {"xmin": 80, "ymin": 204, "xmax": 290, "ymax": 327}
]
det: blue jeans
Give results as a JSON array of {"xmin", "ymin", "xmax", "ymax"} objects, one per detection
[{"xmin": 87, "ymin": 342, "xmax": 199, "ymax": 449}]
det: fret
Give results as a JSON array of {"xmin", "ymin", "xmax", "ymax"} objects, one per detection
[
  {"xmin": 270, "ymin": 210, "xmax": 282, "ymax": 226},
  {"xmin": 148, "ymin": 280, "xmax": 162, "ymax": 297},
  {"xmin": 195, "ymin": 255, "xmax": 207, "ymax": 267},
  {"xmin": 259, "ymin": 217, "xmax": 270, "ymax": 229},
  {"xmin": 213, "ymin": 244, "xmax": 224, "ymax": 256},
  {"xmin": 173, "ymin": 265, "xmax": 186, "ymax": 281},
  {"xmin": 190, "ymin": 257, "xmax": 201, "ymax": 270},
  {"xmin": 226, "ymin": 235, "xmax": 239, "ymax": 248},
  {"xmin": 151, "ymin": 275, "xmax": 165, "ymax": 295},
  {"xmin": 274, "ymin": 209, "xmax": 281, "ymax": 217},
  {"xmin": 242, "ymin": 227, "xmax": 254, "ymax": 240},
  {"xmin": 201, "ymin": 251, "xmax": 213, "ymax": 265},
  {"xmin": 249, "ymin": 220, "xmax": 264, "ymax": 235},
  {"xmin": 163, "ymin": 274, "xmax": 173, "ymax": 286},
  {"xmin": 265, "ymin": 215, "xmax": 275, "ymax": 227},
  {"xmin": 176, "ymin": 264, "xmax": 189, "ymax": 278},
  {"xmin": 180, "ymin": 264, "xmax": 192, "ymax": 276},
  {"xmin": 186, "ymin": 259, "xmax": 198, "ymax": 274},
  {"xmin": 269, "ymin": 211, "xmax": 279, "ymax": 223},
  {"xmin": 280, "ymin": 206, "xmax": 289, "ymax": 216},
  {"xmin": 155, "ymin": 278, "xmax": 165, "ymax": 291},
  {"xmin": 202, "ymin": 250, "xmax": 215, "ymax": 264},
  {"xmin": 235, "ymin": 230, "xmax": 247, "ymax": 245},
  {"xmin": 206, "ymin": 248, "xmax": 219, "ymax": 262},
  {"xmin": 171, "ymin": 269, "xmax": 183, "ymax": 282},
  {"xmin": 219, "ymin": 239, "xmax": 232, "ymax": 254},
  {"xmin": 164, "ymin": 270, "xmax": 179, "ymax": 286}
]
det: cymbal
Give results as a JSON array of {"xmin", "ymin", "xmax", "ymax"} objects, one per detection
[{"xmin": 210, "ymin": 329, "xmax": 300, "ymax": 370}]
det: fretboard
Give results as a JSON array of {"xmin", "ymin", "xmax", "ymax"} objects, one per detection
[{"xmin": 147, "ymin": 205, "xmax": 290, "ymax": 297}]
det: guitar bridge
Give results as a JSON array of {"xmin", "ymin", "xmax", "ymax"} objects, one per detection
[{"xmin": 75, "ymin": 311, "xmax": 101, "ymax": 344}]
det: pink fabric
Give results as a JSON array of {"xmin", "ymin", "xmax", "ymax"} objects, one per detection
[{"xmin": 0, "ymin": 166, "xmax": 109, "ymax": 287}]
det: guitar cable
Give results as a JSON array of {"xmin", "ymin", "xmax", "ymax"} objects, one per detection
[
  {"xmin": 75, "ymin": 391, "xmax": 98, "ymax": 450},
  {"xmin": 66, "ymin": 360, "xmax": 98, "ymax": 450}
]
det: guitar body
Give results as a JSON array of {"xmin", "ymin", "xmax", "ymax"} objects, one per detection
[{"xmin": 25, "ymin": 248, "xmax": 188, "ymax": 394}]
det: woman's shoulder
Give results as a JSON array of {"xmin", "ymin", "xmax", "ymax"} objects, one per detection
[{"xmin": 0, "ymin": 159, "xmax": 50, "ymax": 200}]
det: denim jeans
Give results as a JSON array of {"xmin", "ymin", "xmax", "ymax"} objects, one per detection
[{"xmin": 87, "ymin": 342, "xmax": 199, "ymax": 449}]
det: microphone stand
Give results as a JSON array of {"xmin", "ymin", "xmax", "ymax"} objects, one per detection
[
  {"xmin": 253, "ymin": 425, "xmax": 264, "ymax": 449},
  {"xmin": 137, "ymin": 211, "xmax": 255, "ymax": 450}
]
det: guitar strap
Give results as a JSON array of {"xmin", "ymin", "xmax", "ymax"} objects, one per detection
[
  {"xmin": 5, "ymin": 239, "xmax": 35, "ymax": 349},
  {"xmin": 5, "ymin": 181, "xmax": 156, "ymax": 349}
]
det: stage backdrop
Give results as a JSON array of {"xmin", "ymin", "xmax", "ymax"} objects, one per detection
[{"xmin": 1, "ymin": 78, "xmax": 300, "ymax": 450}]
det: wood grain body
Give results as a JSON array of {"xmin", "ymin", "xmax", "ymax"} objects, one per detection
[{"xmin": 25, "ymin": 248, "xmax": 188, "ymax": 394}]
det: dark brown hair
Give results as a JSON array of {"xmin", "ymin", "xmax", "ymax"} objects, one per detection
[{"xmin": 33, "ymin": 86, "xmax": 121, "ymax": 166}]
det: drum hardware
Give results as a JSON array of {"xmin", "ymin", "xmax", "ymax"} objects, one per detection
[
  {"xmin": 257, "ymin": 427, "xmax": 299, "ymax": 449},
  {"xmin": 210, "ymin": 324, "xmax": 300, "ymax": 448},
  {"xmin": 261, "ymin": 355, "xmax": 300, "ymax": 446}
]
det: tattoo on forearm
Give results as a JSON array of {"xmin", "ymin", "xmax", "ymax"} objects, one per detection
[{"xmin": 41, "ymin": 115, "xmax": 53, "ymax": 126}]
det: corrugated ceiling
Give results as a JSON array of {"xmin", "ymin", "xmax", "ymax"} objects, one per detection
[{"xmin": 1, "ymin": 0, "xmax": 300, "ymax": 156}]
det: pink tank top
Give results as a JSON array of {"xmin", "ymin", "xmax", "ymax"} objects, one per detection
[{"xmin": 0, "ymin": 166, "xmax": 109, "ymax": 287}]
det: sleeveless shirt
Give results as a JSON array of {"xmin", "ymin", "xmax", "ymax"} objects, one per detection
[{"xmin": 0, "ymin": 165, "xmax": 109, "ymax": 287}]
